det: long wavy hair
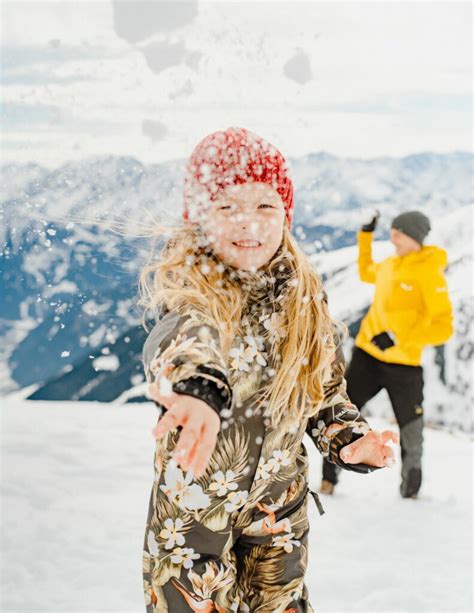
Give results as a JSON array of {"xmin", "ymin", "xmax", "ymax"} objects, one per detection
[{"xmin": 138, "ymin": 221, "xmax": 345, "ymax": 428}]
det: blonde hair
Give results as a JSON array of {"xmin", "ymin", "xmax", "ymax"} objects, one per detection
[{"xmin": 138, "ymin": 222, "xmax": 345, "ymax": 427}]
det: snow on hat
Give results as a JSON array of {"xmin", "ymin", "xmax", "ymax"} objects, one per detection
[
  {"xmin": 182, "ymin": 126, "xmax": 295, "ymax": 229},
  {"xmin": 391, "ymin": 210, "xmax": 431, "ymax": 245}
]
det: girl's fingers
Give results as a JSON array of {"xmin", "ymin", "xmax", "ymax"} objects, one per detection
[
  {"xmin": 172, "ymin": 416, "xmax": 203, "ymax": 464},
  {"xmin": 179, "ymin": 434, "xmax": 201, "ymax": 473},
  {"xmin": 190, "ymin": 425, "xmax": 218, "ymax": 478},
  {"xmin": 368, "ymin": 430, "xmax": 382, "ymax": 444},
  {"xmin": 153, "ymin": 405, "xmax": 186, "ymax": 439},
  {"xmin": 383, "ymin": 445, "xmax": 396, "ymax": 467},
  {"xmin": 381, "ymin": 430, "xmax": 399, "ymax": 445}
]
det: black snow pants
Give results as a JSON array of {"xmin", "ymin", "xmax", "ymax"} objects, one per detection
[{"xmin": 322, "ymin": 346, "xmax": 424, "ymax": 497}]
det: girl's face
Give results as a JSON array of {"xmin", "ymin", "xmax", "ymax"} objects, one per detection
[
  {"xmin": 202, "ymin": 182, "xmax": 287, "ymax": 271},
  {"xmin": 390, "ymin": 228, "xmax": 421, "ymax": 257}
]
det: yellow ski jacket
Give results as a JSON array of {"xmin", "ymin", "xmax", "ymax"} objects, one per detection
[{"xmin": 355, "ymin": 231, "xmax": 454, "ymax": 366}]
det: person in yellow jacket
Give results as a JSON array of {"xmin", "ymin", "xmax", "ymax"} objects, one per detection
[{"xmin": 321, "ymin": 210, "xmax": 454, "ymax": 498}]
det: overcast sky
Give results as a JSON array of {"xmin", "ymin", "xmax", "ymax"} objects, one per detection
[{"xmin": 1, "ymin": 1, "xmax": 471, "ymax": 168}]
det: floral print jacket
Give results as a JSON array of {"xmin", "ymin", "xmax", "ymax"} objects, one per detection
[{"xmin": 142, "ymin": 252, "xmax": 377, "ymax": 501}]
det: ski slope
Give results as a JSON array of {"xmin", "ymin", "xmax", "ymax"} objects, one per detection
[{"xmin": 1, "ymin": 395, "xmax": 472, "ymax": 612}]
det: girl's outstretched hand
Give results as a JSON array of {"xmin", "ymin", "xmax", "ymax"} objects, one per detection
[
  {"xmin": 148, "ymin": 380, "xmax": 220, "ymax": 478},
  {"xmin": 339, "ymin": 429, "xmax": 399, "ymax": 468}
]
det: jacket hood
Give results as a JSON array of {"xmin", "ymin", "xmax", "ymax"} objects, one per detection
[
  {"xmin": 417, "ymin": 245, "xmax": 448, "ymax": 269},
  {"xmin": 393, "ymin": 244, "xmax": 448, "ymax": 270}
]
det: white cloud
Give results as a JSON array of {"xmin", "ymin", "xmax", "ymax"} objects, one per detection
[
  {"xmin": 1, "ymin": 1, "xmax": 471, "ymax": 165},
  {"xmin": 1, "ymin": 1, "xmax": 117, "ymax": 46}
]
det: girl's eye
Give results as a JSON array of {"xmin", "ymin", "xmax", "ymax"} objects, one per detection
[
  {"xmin": 217, "ymin": 205, "xmax": 232, "ymax": 211},
  {"xmin": 259, "ymin": 203, "xmax": 274, "ymax": 209}
]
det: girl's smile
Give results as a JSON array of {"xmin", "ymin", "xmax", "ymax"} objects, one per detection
[{"xmin": 232, "ymin": 240, "xmax": 262, "ymax": 249}]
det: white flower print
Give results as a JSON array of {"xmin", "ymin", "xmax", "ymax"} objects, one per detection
[
  {"xmin": 255, "ymin": 457, "xmax": 273, "ymax": 481},
  {"xmin": 224, "ymin": 489, "xmax": 249, "ymax": 513},
  {"xmin": 271, "ymin": 532, "xmax": 301, "ymax": 553},
  {"xmin": 229, "ymin": 335, "xmax": 267, "ymax": 372},
  {"xmin": 159, "ymin": 517, "xmax": 186, "ymax": 550},
  {"xmin": 229, "ymin": 343, "xmax": 252, "ymax": 372},
  {"xmin": 208, "ymin": 470, "xmax": 239, "ymax": 497},
  {"xmin": 260, "ymin": 311, "xmax": 287, "ymax": 344},
  {"xmin": 311, "ymin": 419, "xmax": 327, "ymax": 439},
  {"xmin": 160, "ymin": 460, "xmax": 211, "ymax": 511},
  {"xmin": 243, "ymin": 335, "xmax": 267, "ymax": 366},
  {"xmin": 147, "ymin": 530, "xmax": 160, "ymax": 556},
  {"xmin": 170, "ymin": 546, "xmax": 200, "ymax": 569},
  {"xmin": 267, "ymin": 449, "xmax": 292, "ymax": 473}
]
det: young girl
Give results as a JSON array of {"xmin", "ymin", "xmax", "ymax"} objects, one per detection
[{"xmin": 139, "ymin": 126, "xmax": 398, "ymax": 612}]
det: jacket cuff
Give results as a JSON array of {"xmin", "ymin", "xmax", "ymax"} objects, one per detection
[
  {"xmin": 171, "ymin": 366, "xmax": 232, "ymax": 421},
  {"xmin": 329, "ymin": 427, "xmax": 383, "ymax": 474}
]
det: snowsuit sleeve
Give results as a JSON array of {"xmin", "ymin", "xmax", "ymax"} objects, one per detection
[
  {"xmin": 306, "ymin": 326, "xmax": 381, "ymax": 474},
  {"xmin": 142, "ymin": 307, "xmax": 233, "ymax": 421},
  {"xmin": 357, "ymin": 231, "xmax": 379, "ymax": 284}
]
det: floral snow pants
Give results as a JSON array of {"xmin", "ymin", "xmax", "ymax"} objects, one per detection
[{"xmin": 142, "ymin": 426, "xmax": 315, "ymax": 613}]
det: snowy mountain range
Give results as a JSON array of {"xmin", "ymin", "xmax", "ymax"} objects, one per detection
[{"xmin": 1, "ymin": 151, "xmax": 472, "ymax": 431}]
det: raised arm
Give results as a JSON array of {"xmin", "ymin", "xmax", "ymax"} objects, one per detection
[
  {"xmin": 357, "ymin": 212, "xmax": 381, "ymax": 283},
  {"xmin": 357, "ymin": 230, "xmax": 380, "ymax": 284}
]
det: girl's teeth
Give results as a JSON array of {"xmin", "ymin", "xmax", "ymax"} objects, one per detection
[{"xmin": 235, "ymin": 241, "xmax": 260, "ymax": 247}]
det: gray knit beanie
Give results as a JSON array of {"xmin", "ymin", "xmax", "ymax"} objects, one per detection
[{"xmin": 391, "ymin": 211, "xmax": 431, "ymax": 245}]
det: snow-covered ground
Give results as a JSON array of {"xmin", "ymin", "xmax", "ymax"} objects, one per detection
[{"xmin": 1, "ymin": 394, "xmax": 472, "ymax": 613}]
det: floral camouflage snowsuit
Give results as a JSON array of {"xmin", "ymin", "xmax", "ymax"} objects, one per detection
[{"xmin": 141, "ymin": 251, "xmax": 378, "ymax": 612}]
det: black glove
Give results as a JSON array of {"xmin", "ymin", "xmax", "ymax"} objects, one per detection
[
  {"xmin": 370, "ymin": 331, "xmax": 396, "ymax": 351},
  {"xmin": 361, "ymin": 211, "xmax": 380, "ymax": 232}
]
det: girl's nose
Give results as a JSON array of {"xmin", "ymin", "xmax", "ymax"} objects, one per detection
[{"xmin": 238, "ymin": 214, "xmax": 256, "ymax": 226}]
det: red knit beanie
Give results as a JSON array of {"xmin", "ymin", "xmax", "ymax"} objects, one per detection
[{"xmin": 183, "ymin": 126, "xmax": 295, "ymax": 229}]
